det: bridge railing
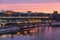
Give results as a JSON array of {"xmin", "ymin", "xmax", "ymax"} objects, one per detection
[{"xmin": 0, "ymin": 16, "xmax": 49, "ymax": 18}]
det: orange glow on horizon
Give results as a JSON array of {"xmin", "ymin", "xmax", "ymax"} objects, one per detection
[{"xmin": 0, "ymin": 3, "xmax": 60, "ymax": 13}]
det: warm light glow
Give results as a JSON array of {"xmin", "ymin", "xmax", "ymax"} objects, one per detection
[
  {"xmin": 30, "ymin": 29, "xmax": 36, "ymax": 33},
  {"xmin": 24, "ymin": 21, "xmax": 28, "ymax": 23},
  {"xmin": 2, "ymin": 23, "xmax": 6, "ymax": 27},
  {"xmin": 5, "ymin": 12, "xmax": 12, "ymax": 14},
  {"xmin": 33, "ymin": 30, "xmax": 36, "ymax": 32},
  {"xmin": 16, "ymin": 22, "xmax": 20, "ymax": 24},
  {"xmin": 24, "ymin": 31, "xmax": 28, "ymax": 34},
  {"xmin": 1, "ymin": 34, "xmax": 6, "ymax": 38},
  {"xmin": 34, "ymin": 27, "xmax": 38, "ymax": 32},
  {"xmin": 29, "ymin": 19, "xmax": 41, "ymax": 23},
  {"xmin": 0, "ymin": 24, "xmax": 1, "ymax": 27},
  {"xmin": 17, "ymin": 32, "xmax": 21, "ymax": 35}
]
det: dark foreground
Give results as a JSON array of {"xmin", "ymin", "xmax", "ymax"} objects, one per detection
[{"xmin": 0, "ymin": 26, "xmax": 60, "ymax": 40}]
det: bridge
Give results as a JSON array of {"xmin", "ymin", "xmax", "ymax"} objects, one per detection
[
  {"xmin": 0, "ymin": 16, "xmax": 54, "ymax": 36},
  {"xmin": 0, "ymin": 16, "xmax": 51, "ymax": 27},
  {"xmin": 0, "ymin": 16, "xmax": 49, "ymax": 19}
]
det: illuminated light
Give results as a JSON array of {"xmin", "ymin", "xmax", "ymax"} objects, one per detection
[
  {"xmin": 32, "ymin": 30, "xmax": 36, "ymax": 32},
  {"xmin": 0, "ymin": 24, "xmax": 1, "ymax": 27},
  {"xmin": 5, "ymin": 12, "xmax": 11, "ymax": 14},
  {"xmin": 36, "ymin": 20, "xmax": 38, "ymax": 23},
  {"xmin": 16, "ymin": 22, "xmax": 20, "ymax": 24},
  {"xmin": 30, "ymin": 29, "xmax": 36, "ymax": 33},
  {"xmin": 46, "ymin": 20, "xmax": 48, "ymax": 22},
  {"xmin": 49, "ymin": 20, "xmax": 52, "ymax": 22},
  {"xmin": 38, "ymin": 16, "xmax": 49, "ymax": 18},
  {"xmin": 30, "ymin": 21, "xmax": 33, "ymax": 23},
  {"xmin": 24, "ymin": 21, "xmax": 27, "ymax": 23},
  {"xmin": 24, "ymin": 31, "xmax": 28, "ymax": 34},
  {"xmin": 1, "ymin": 34, "xmax": 6, "ymax": 38},
  {"xmin": 39, "ymin": 20, "xmax": 42, "ymax": 22},
  {"xmin": 2, "ymin": 23, "xmax": 6, "ymax": 27},
  {"xmin": 17, "ymin": 32, "xmax": 21, "ymax": 35},
  {"xmin": 30, "ymin": 30, "xmax": 33, "ymax": 33},
  {"xmin": 34, "ymin": 28, "xmax": 38, "ymax": 32},
  {"xmin": 5, "ymin": 11, "xmax": 13, "ymax": 14}
]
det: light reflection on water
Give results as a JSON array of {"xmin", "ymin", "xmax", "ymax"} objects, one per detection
[{"xmin": 0, "ymin": 26, "xmax": 60, "ymax": 40}]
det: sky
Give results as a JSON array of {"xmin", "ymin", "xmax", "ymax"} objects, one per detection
[{"xmin": 0, "ymin": 0, "xmax": 60, "ymax": 13}]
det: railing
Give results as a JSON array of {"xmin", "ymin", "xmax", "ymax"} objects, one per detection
[{"xmin": 0, "ymin": 16, "xmax": 49, "ymax": 18}]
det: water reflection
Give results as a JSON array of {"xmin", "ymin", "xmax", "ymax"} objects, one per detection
[
  {"xmin": 1, "ymin": 34, "xmax": 6, "ymax": 38},
  {"xmin": 0, "ymin": 26, "xmax": 60, "ymax": 40}
]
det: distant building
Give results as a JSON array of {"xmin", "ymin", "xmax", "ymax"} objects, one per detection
[
  {"xmin": 53, "ymin": 11, "xmax": 58, "ymax": 14},
  {"xmin": 27, "ymin": 11, "xmax": 32, "ymax": 14},
  {"xmin": 50, "ymin": 11, "xmax": 59, "ymax": 20}
]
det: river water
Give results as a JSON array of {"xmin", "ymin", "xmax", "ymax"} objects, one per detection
[{"xmin": 0, "ymin": 26, "xmax": 60, "ymax": 40}]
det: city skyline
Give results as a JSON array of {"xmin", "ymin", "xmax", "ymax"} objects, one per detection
[{"xmin": 0, "ymin": 0, "xmax": 60, "ymax": 13}]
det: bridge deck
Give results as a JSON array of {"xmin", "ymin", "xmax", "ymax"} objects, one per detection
[{"xmin": 0, "ymin": 16, "xmax": 49, "ymax": 18}]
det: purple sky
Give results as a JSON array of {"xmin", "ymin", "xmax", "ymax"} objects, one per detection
[{"xmin": 1, "ymin": 0, "xmax": 60, "ymax": 4}]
